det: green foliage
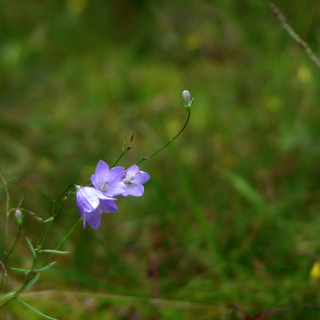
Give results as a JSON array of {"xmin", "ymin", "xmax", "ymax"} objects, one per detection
[
  {"xmin": 1, "ymin": 0, "xmax": 320, "ymax": 319},
  {"xmin": 15, "ymin": 298, "xmax": 57, "ymax": 320}
]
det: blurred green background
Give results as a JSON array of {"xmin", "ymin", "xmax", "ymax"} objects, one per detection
[{"xmin": 1, "ymin": 0, "xmax": 320, "ymax": 319}]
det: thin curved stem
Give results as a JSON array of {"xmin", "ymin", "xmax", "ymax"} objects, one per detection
[
  {"xmin": 112, "ymin": 148, "xmax": 131, "ymax": 168},
  {"xmin": 7, "ymin": 225, "xmax": 21, "ymax": 258},
  {"xmin": 137, "ymin": 111, "xmax": 190, "ymax": 165},
  {"xmin": 268, "ymin": 2, "xmax": 320, "ymax": 69}
]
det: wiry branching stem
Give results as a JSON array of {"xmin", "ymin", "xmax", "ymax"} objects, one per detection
[{"xmin": 267, "ymin": 2, "xmax": 320, "ymax": 70}]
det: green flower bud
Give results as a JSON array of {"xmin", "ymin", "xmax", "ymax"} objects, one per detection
[
  {"xmin": 182, "ymin": 90, "xmax": 191, "ymax": 105},
  {"xmin": 15, "ymin": 209, "xmax": 23, "ymax": 225},
  {"xmin": 182, "ymin": 90, "xmax": 194, "ymax": 111}
]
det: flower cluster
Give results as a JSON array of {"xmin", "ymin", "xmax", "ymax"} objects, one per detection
[{"xmin": 76, "ymin": 160, "xmax": 150, "ymax": 229}]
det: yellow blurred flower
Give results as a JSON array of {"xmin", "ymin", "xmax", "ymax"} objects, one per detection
[
  {"xmin": 297, "ymin": 65, "xmax": 312, "ymax": 84},
  {"xmin": 66, "ymin": 0, "xmax": 87, "ymax": 14},
  {"xmin": 265, "ymin": 96, "xmax": 282, "ymax": 113},
  {"xmin": 310, "ymin": 261, "xmax": 320, "ymax": 280},
  {"xmin": 38, "ymin": 157, "xmax": 53, "ymax": 174},
  {"xmin": 184, "ymin": 33, "xmax": 202, "ymax": 51}
]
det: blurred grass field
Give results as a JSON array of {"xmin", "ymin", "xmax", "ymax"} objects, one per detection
[{"xmin": 2, "ymin": 0, "xmax": 320, "ymax": 319}]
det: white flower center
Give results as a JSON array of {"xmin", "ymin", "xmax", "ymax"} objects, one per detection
[{"xmin": 100, "ymin": 180, "xmax": 109, "ymax": 192}]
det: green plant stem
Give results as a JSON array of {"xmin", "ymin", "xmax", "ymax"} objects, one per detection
[
  {"xmin": 29, "ymin": 200, "xmax": 64, "ymax": 271},
  {"xmin": 6, "ymin": 225, "xmax": 21, "ymax": 258},
  {"xmin": 112, "ymin": 150, "xmax": 127, "ymax": 167},
  {"xmin": 0, "ymin": 262, "xmax": 7, "ymax": 292},
  {"xmin": 136, "ymin": 110, "xmax": 190, "ymax": 165},
  {"xmin": 267, "ymin": 2, "xmax": 320, "ymax": 69},
  {"xmin": 0, "ymin": 212, "xmax": 82, "ymax": 310},
  {"xmin": 40, "ymin": 217, "xmax": 55, "ymax": 251},
  {"xmin": 42, "ymin": 218, "xmax": 82, "ymax": 267}
]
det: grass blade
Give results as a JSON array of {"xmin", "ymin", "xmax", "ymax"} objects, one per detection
[
  {"xmin": 24, "ymin": 273, "xmax": 40, "ymax": 290},
  {"xmin": 34, "ymin": 261, "xmax": 56, "ymax": 272},
  {"xmin": 15, "ymin": 298, "xmax": 57, "ymax": 320},
  {"xmin": 222, "ymin": 171, "xmax": 265, "ymax": 208},
  {"xmin": 26, "ymin": 237, "xmax": 36, "ymax": 258},
  {"xmin": 40, "ymin": 249, "xmax": 69, "ymax": 254},
  {"xmin": 0, "ymin": 292, "xmax": 15, "ymax": 302},
  {"xmin": 10, "ymin": 266, "xmax": 32, "ymax": 274}
]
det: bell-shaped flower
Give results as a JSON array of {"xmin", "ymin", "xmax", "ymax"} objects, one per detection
[
  {"xmin": 76, "ymin": 186, "xmax": 118, "ymax": 229},
  {"xmin": 91, "ymin": 160, "xmax": 127, "ymax": 197},
  {"xmin": 122, "ymin": 164, "xmax": 150, "ymax": 197}
]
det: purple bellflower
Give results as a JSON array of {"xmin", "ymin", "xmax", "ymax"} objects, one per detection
[
  {"xmin": 76, "ymin": 186, "xmax": 118, "ymax": 229},
  {"xmin": 122, "ymin": 164, "xmax": 150, "ymax": 197},
  {"xmin": 91, "ymin": 160, "xmax": 127, "ymax": 197}
]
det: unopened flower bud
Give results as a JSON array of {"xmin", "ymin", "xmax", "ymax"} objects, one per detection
[
  {"xmin": 15, "ymin": 209, "xmax": 23, "ymax": 225},
  {"xmin": 182, "ymin": 90, "xmax": 191, "ymax": 105},
  {"xmin": 182, "ymin": 90, "xmax": 194, "ymax": 111}
]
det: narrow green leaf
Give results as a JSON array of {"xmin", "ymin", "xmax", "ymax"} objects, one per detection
[
  {"xmin": 15, "ymin": 298, "xmax": 57, "ymax": 320},
  {"xmin": 0, "ymin": 292, "xmax": 15, "ymax": 302},
  {"xmin": 26, "ymin": 237, "xmax": 36, "ymax": 258},
  {"xmin": 10, "ymin": 266, "xmax": 32, "ymax": 274},
  {"xmin": 222, "ymin": 171, "xmax": 265, "ymax": 208},
  {"xmin": 24, "ymin": 272, "xmax": 40, "ymax": 290},
  {"xmin": 44, "ymin": 217, "xmax": 54, "ymax": 223},
  {"xmin": 40, "ymin": 249, "xmax": 69, "ymax": 254},
  {"xmin": 34, "ymin": 261, "xmax": 56, "ymax": 272}
]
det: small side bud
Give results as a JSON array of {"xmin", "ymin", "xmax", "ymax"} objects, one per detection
[
  {"xmin": 63, "ymin": 191, "xmax": 70, "ymax": 201},
  {"xmin": 182, "ymin": 90, "xmax": 194, "ymax": 111},
  {"xmin": 15, "ymin": 209, "xmax": 23, "ymax": 225}
]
